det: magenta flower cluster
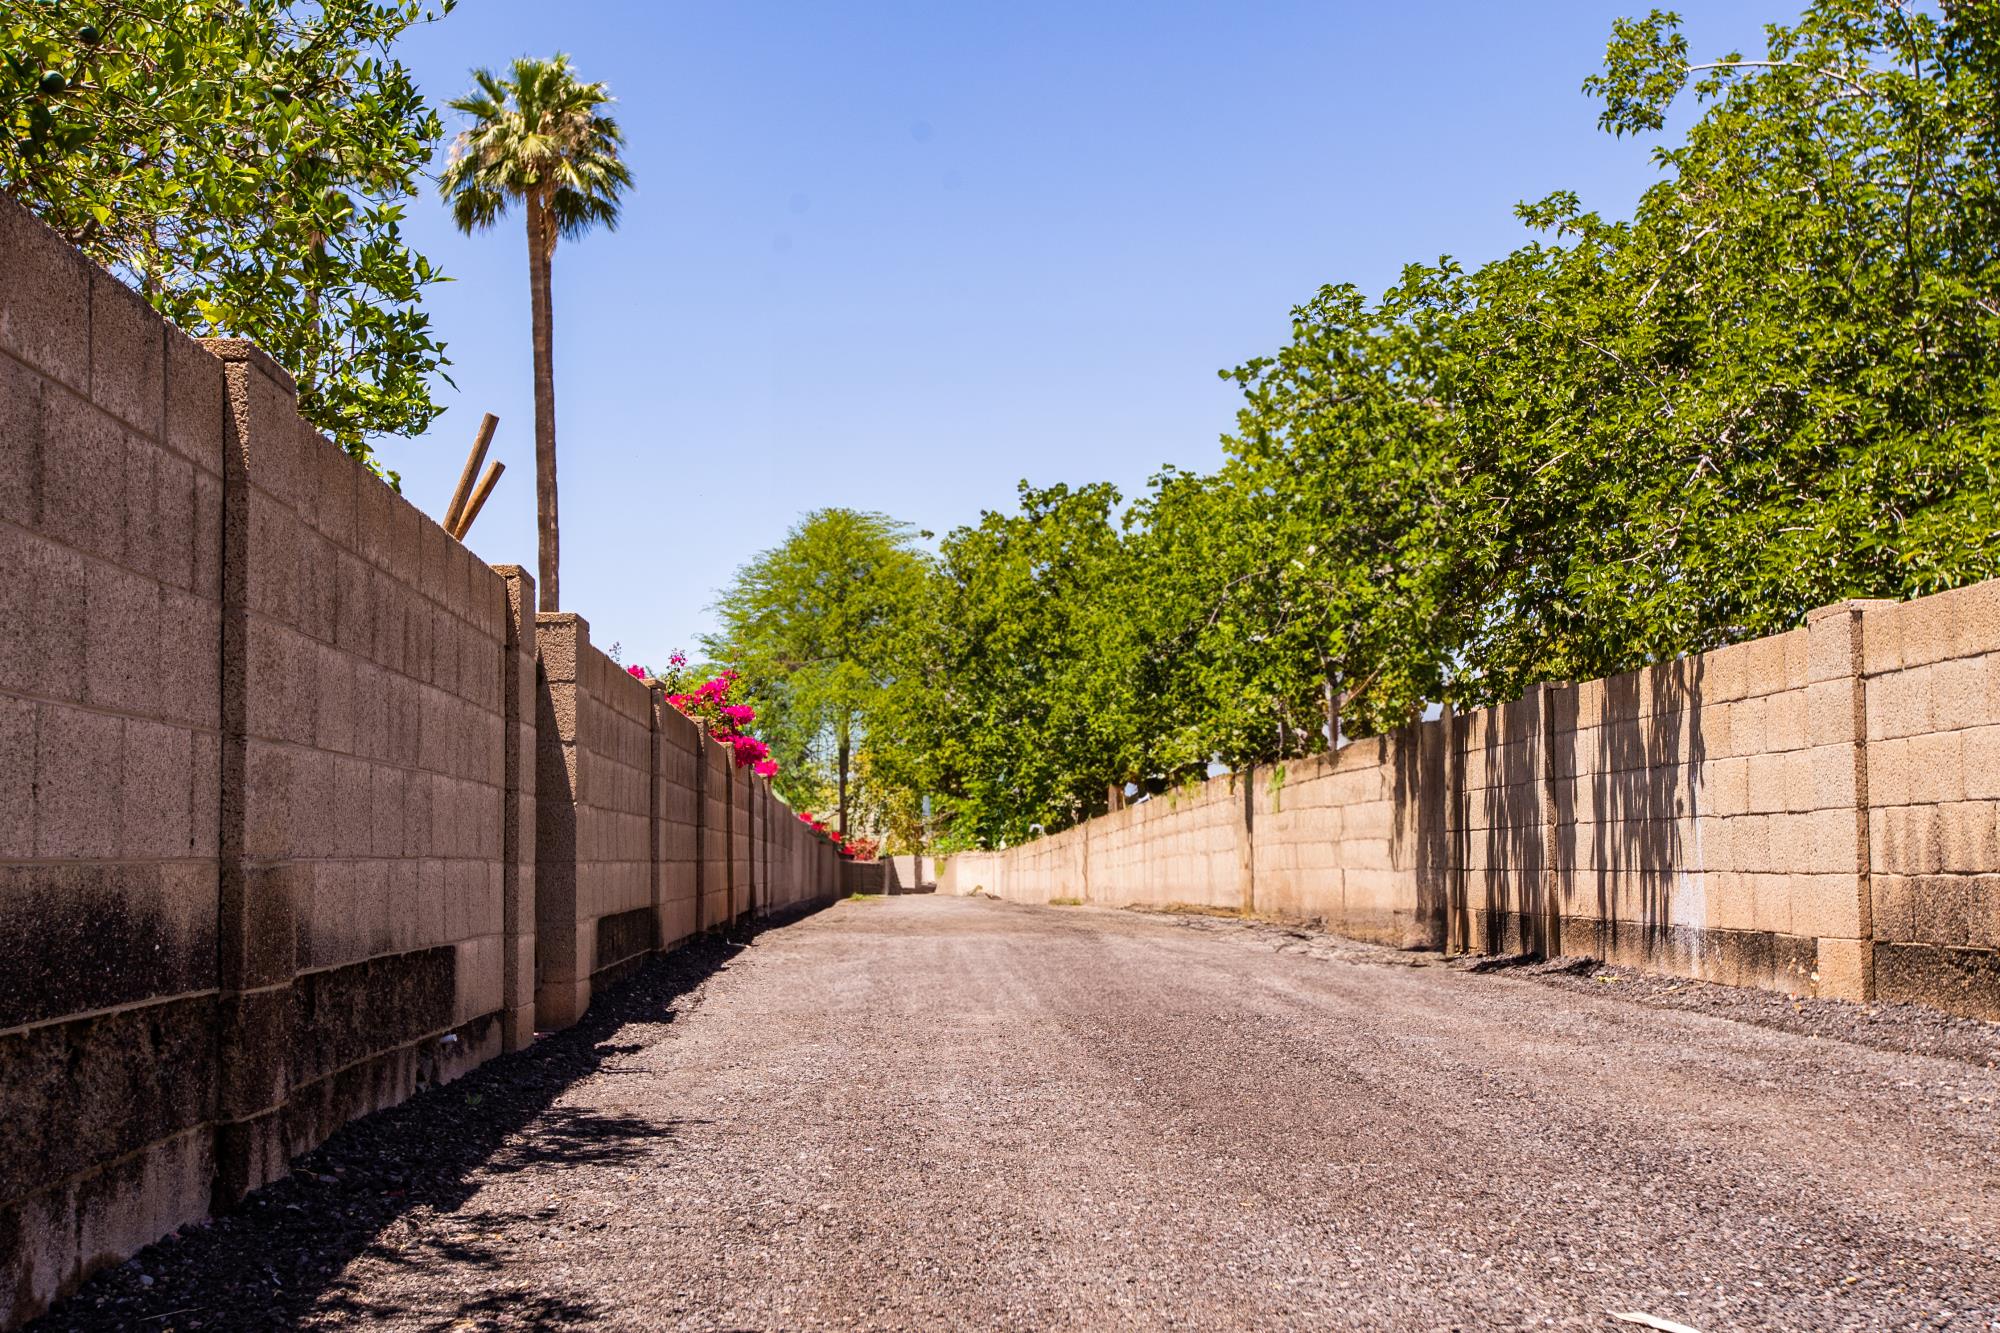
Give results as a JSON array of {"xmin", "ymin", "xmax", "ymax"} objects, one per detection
[{"xmin": 625, "ymin": 658, "xmax": 781, "ymax": 777}]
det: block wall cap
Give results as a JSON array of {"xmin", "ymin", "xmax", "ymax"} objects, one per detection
[
  {"xmin": 197, "ymin": 337, "xmax": 296, "ymax": 395},
  {"xmin": 1806, "ymin": 598, "xmax": 1897, "ymax": 622}
]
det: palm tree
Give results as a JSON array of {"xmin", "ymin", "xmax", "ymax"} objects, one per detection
[{"xmin": 439, "ymin": 56, "xmax": 632, "ymax": 611}]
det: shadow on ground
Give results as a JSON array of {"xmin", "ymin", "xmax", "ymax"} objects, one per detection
[{"xmin": 27, "ymin": 914, "xmax": 811, "ymax": 1332}]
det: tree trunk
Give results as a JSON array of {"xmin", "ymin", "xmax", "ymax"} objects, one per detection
[
  {"xmin": 526, "ymin": 196, "xmax": 561, "ymax": 612},
  {"xmin": 837, "ymin": 725, "xmax": 851, "ymax": 837}
]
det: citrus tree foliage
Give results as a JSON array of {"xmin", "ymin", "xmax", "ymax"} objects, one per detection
[
  {"xmin": 0, "ymin": 0, "xmax": 452, "ymax": 476},
  {"xmin": 702, "ymin": 510, "xmax": 929, "ymax": 836},
  {"xmin": 888, "ymin": 0, "xmax": 2000, "ymax": 848}
]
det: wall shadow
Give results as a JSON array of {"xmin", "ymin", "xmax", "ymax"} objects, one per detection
[
  {"xmin": 1390, "ymin": 717, "xmax": 1451, "ymax": 950},
  {"xmin": 25, "ymin": 909, "xmax": 825, "ymax": 1332},
  {"xmin": 1479, "ymin": 690, "xmax": 1553, "ymax": 956},
  {"xmin": 1569, "ymin": 658, "xmax": 1707, "ymax": 965}
]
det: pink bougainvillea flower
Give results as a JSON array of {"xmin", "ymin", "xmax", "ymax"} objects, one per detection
[
  {"xmin": 753, "ymin": 759, "xmax": 778, "ymax": 777},
  {"xmin": 669, "ymin": 651, "xmax": 688, "ymax": 667},
  {"xmin": 721, "ymin": 704, "xmax": 755, "ymax": 726}
]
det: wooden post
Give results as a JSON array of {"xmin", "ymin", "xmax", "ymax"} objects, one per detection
[
  {"xmin": 442, "ymin": 412, "xmax": 499, "ymax": 533},
  {"xmin": 450, "ymin": 461, "xmax": 506, "ymax": 541}
]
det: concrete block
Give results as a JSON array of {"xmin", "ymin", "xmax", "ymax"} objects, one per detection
[
  {"xmin": 0, "ymin": 352, "xmax": 44, "ymax": 531},
  {"xmin": 1742, "ymin": 633, "xmax": 1791, "ymax": 701},
  {"xmin": 1969, "ymin": 877, "xmax": 2000, "ymax": 951},
  {"xmin": 88, "ymin": 270, "xmax": 165, "ymax": 436},
  {"xmin": 1814, "ymin": 936, "xmax": 1872, "ymax": 1000},
  {"xmin": 0, "ymin": 194, "xmax": 91, "ymax": 391},
  {"xmin": 1907, "ymin": 729, "xmax": 1967, "ymax": 806},
  {"xmin": 187, "ymin": 464, "xmax": 223, "ymax": 598},
  {"xmin": 1930, "ymin": 581, "xmax": 2000, "ymax": 664},
  {"xmin": 1793, "ymin": 871, "xmax": 1865, "ymax": 938},
  {"xmin": 128, "ymin": 442, "xmax": 197, "ymax": 596},
  {"xmin": 41, "ymin": 385, "xmax": 130, "ymax": 569},
  {"xmin": 162, "ymin": 328, "xmax": 224, "ymax": 473},
  {"xmin": 1861, "ymin": 601, "xmax": 1904, "ymax": 677},
  {"xmin": 34, "ymin": 704, "xmax": 122, "ymax": 858},
  {"xmin": 1898, "ymin": 591, "xmax": 1963, "ymax": 670},
  {"xmin": 81, "ymin": 556, "xmax": 158, "ymax": 717},
  {"xmin": 120, "ymin": 718, "xmax": 194, "ymax": 858},
  {"xmin": 1911, "ymin": 874, "xmax": 1975, "ymax": 948},
  {"xmin": 0, "ymin": 694, "xmax": 35, "ymax": 859}
]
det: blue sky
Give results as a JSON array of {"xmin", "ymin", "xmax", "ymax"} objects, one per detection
[{"xmin": 386, "ymin": 0, "xmax": 1774, "ymax": 668}]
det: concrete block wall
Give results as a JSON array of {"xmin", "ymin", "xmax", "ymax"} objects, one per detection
[
  {"xmin": 945, "ymin": 590, "xmax": 2000, "ymax": 1020},
  {"xmin": 208, "ymin": 336, "xmax": 511, "ymax": 1209},
  {"xmin": 1862, "ymin": 584, "xmax": 2000, "ymax": 1016},
  {"xmin": 2, "ymin": 196, "xmax": 847, "ymax": 1327},
  {"xmin": 884, "ymin": 854, "xmax": 934, "ymax": 893},
  {"xmin": 1090, "ymin": 776, "xmax": 1243, "ymax": 911},
  {"xmin": 700, "ymin": 733, "xmax": 734, "ymax": 928},
  {"xmin": 1454, "ymin": 690, "xmax": 1553, "ymax": 956},
  {"xmin": 653, "ymin": 700, "xmax": 702, "ymax": 948},
  {"xmin": 1, "ymin": 200, "xmax": 227, "ymax": 1328},
  {"xmin": 535, "ymin": 621, "xmax": 747, "ymax": 1030},
  {"xmin": 1251, "ymin": 723, "xmax": 1447, "ymax": 947}
]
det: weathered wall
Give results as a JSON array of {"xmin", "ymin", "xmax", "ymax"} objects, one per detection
[
  {"xmin": 1, "ymin": 198, "xmax": 226, "ymax": 1328},
  {"xmin": 1862, "ymin": 585, "xmax": 2000, "ymax": 1014},
  {"xmin": 699, "ymin": 731, "xmax": 733, "ymax": 929},
  {"xmin": 532, "ymin": 614, "xmax": 658, "ymax": 1030},
  {"xmin": 2, "ymin": 196, "xmax": 846, "ymax": 1327},
  {"xmin": 944, "ymin": 594, "xmax": 2000, "ymax": 1019},
  {"xmin": 1090, "ymin": 776, "xmax": 1243, "ymax": 912},
  {"xmin": 209, "ymin": 335, "xmax": 512, "ymax": 1211},
  {"xmin": 884, "ymin": 854, "xmax": 934, "ymax": 893},
  {"xmin": 652, "ymin": 700, "xmax": 702, "ymax": 948}
]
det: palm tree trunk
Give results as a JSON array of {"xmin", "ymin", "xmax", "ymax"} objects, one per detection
[{"xmin": 527, "ymin": 196, "xmax": 561, "ymax": 611}]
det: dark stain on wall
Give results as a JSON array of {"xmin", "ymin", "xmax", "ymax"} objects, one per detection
[
  {"xmin": 593, "ymin": 906, "xmax": 657, "ymax": 985},
  {"xmin": 1875, "ymin": 943, "xmax": 2000, "ymax": 1020},
  {"xmin": 0, "ymin": 995, "xmax": 218, "ymax": 1207},
  {"xmin": 0, "ymin": 865, "xmax": 217, "ymax": 1030}
]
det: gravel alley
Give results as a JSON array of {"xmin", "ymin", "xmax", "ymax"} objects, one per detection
[{"xmin": 32, "ymin": 894, "xmax": 2000, "ymax": 1332}]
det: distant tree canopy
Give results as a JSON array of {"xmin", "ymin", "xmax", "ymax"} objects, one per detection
[
  {"xmin": 869, "ymin": 0, "xmax": 2000, "ymax": 851},
  {"xmin": 702, "ymin": 509, "xmax": 929, "ymax": 838},
  {"xmin": 0, "ymin": 0, "xmax": 453, "ymax": 478}
]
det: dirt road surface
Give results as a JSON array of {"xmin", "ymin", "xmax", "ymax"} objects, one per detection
[{"xmin": 33, "ymin": 894, "xmax": 2000, "ymax": 1331}]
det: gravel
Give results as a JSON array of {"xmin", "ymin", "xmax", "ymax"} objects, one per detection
[{"xmin": 29, "ymin": 895, "xmax": 2000, "ymax": 1331}]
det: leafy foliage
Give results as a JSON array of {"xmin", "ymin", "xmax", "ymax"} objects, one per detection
[
  {"xmin": 882, "ymin": 0, "xmax": 2000, "ymax": 849},
  {"xmin": 703, "ymin": 510, "xmax": 930, "ymax": 836},
  {"xmin": 0, "ymin": 0, "xmax": 453, "ymax": 477}
]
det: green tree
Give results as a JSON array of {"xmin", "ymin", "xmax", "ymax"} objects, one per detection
[
  {"xmin": 0, "ymin": 0, "xmax": 453, "ymax": 477},
  {"xmin": 891, "ymin": 0, "xmax": 2000, "ymax": 847},
  {"xmin": 704, "ymin": 509, "xmax": 929, "ymax": 836},
  {"xmin": 439, "ymin": 55, "xmax": 631, "ymax": 612},
  {"xmin": 899, "ymin": 482, "xmax": 1142, "ymax": 849}
]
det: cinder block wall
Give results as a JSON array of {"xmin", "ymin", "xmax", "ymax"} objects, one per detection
[
  {"xmin": 1091, "ymin": 778, "xmax": 1242, "ymax": 912},
  {"xmin": 1862, "ymin": 585, "xmax": 2000, "ymax": 1014},
  {"xmin": 944, "ymin": 594, "xmax": 2000, "ymax": 1019},
  {"xmin": 653, "ymin": 700, "xmax": 702, "ymax": 946},
  {"xmin": 208, "ymin": 335, "xmax": 514, "ymax": 1206},
  {"xmin": 534, "ymin": 619, "xmax": 680, "ymax": 1029},
  {"xmin": 1, "ymin": 200, "xmax": 228, "ymax": 1327},
  {"xmin": 699, "ymin": 736, "xmax": 733, "ymax": 928},
  {"xmin": 2, "ymin": 196, "xmax": 847, "ymax": 1327}
]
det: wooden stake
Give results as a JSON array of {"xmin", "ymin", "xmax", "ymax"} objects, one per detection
[
  {"xmin": 451, "ymin": 461, "xmax": 505, "ymax": 541},
  {"xmin": 441, "ymin": 412, "xmax": 499, "ymax": 534}
]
